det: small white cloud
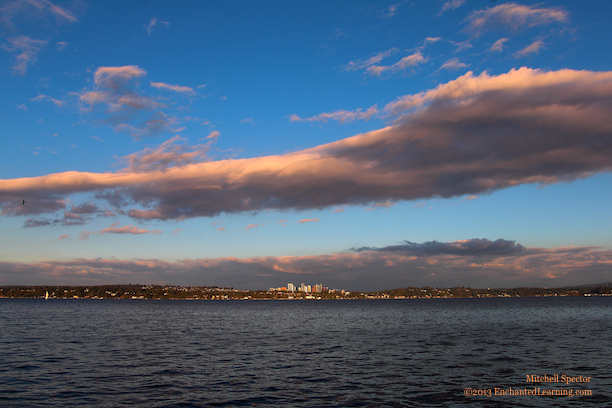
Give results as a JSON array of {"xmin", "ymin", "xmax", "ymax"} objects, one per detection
[
  {"xmin": 245, "ymin": 223, "xmax": 263, "ymax": 230},
  {"xmin": 440, "ymin": 0, "xmax": 466, "ymax": 14},
  {"xmin": 342, "ymin": 48, "xmax": 399, "ymax": 72},
  {"xmin": 367, "ymin": 52, "xmax": 426, "ymax": 76},
  {"xmin": 450, "ymin": 40, "xmax": 473, "ymax": 53},
  {"xmin": 145, "ymin": 18, "xmax": 157, "ymax": 35},
  {"xmin": 290, "ymin": 105, "xmax": 378, "ymax": 124},
  {"xmin": 55, "ymin": 41, "xmax": 69, "ymax": 51},
  {"xmin": 515, "ymin": 40, "xmax": 544, "ymax": 57},
  {"xmin": 364, "ymin": 201, "xmax": 395, "ymax": 211},
  {"xmin": 150, "ymin": 81, "xmax": 194, "ymax": 93},
  {"xmin": 489, "ymin": 38, "xmax": 509, "ymax": 52},
  {"xmin": 90, "ymin": 136, "xmax": 104, "ymax": 142},
  {"xmin": 240, "ymin": 118, "xmax": 253, "ymax": 123},
  {"xmin": 461, "ymin": 195, "xmax": 479, "ymax": 201},
  {"xmin": 205, "ymin": 130, "xmax": 220, "ymax": 140},
  {"xmin": 466, "ymin": 4, "xmax": 568, "ymax": 37},
  {"xmin": 439, "ymin": 58, "xmax": 468, "ymax": 71},
  {"xmin": 30, "ymin": 94, "xmax": 63, "ymax": 107},
  {"xmin": 379, "ymin": 3, "xmax": 401, "ymax": 18},
  {"xmin": 2, "ymin": 36, "xmax": 48, "ymax": 75},
  {"xmin": 297, "ymin": 218, "xmax": 319, "ymax": 224}
]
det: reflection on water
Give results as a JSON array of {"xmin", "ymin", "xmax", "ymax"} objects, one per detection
[{"xmin": 1, "ymin": 297, "xmax": 610, "ymax": 407}]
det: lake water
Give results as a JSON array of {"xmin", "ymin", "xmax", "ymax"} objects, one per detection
[{"xmin": 1, "ymin": 297, "xmax": 610, "ymax": 407}]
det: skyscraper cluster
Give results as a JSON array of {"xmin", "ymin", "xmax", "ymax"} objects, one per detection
[{"xmin": 291, "ymin": 283, "xmax": 324, "ymax": 293}]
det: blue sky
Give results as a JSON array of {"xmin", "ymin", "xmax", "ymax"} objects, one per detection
[{"xmin": 1, "ymin": 0, "xmax": 611, "ymax": 290}]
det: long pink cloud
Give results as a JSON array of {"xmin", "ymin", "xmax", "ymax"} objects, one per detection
[
  {"xmin": 2, "ymin": 67, "xmax": 612, "ymax": 224},
  {"xmin": 1, "ymin": 239, "xmax": 610, "ymax": 289},
  {"xmin": 465, "ymin": 3, "xmax": 568, "ymax": 37},
  {"xmin": 100, "ymin": 224, "xmax": 162, "ymax": 235}
]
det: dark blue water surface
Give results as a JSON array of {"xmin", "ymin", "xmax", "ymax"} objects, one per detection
[{"xmin": 1, "ymin": 297, "xmax": 610, "ymax": 407}]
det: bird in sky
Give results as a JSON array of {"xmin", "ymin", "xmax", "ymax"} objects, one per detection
[{"xmin": 22, "ymin": 200, "xmax": 25, "ymax": 205}]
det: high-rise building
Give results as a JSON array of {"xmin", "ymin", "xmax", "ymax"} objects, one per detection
[
  {"xmin": 288, "ymin": 283, "xmax": 295, "ymax": 292},
  {"xmin": 307, "ymin": 285, "xmax": 312, "ymax": 293},
  {"xmin": 315, "ymin": 283, "xmax": 323, "ymax": 293}
]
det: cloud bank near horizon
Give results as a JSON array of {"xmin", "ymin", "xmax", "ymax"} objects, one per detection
[
  {"xmin": 1, "ymin": 239, "xmax": 610, "ymax": 290},
  {"xmin": 2, "ymin": 67, "xmax": 612, "ymax": 226}
]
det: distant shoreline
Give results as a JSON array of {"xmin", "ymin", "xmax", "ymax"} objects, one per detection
[{"xmin": 2, "ymin": 283, "xmax": 611, "ymax": 300}]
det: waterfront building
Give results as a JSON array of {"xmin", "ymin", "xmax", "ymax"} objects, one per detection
[{"xmin": 288, "ymin": 283, "xmax": 295, "ymax": 292}]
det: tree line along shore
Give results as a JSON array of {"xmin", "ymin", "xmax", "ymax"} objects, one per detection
[{"xmin": 1, "ymin": 284, "xmax": 611, "ymax": 300}]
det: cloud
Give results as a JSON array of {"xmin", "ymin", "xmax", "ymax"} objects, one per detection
[
  {"xmin": 240, "ymin": 118, "xmax": 253, "ymax": 124},
  {"xmin": 440, "ymin": 0, "xmax": 466, "ymax": 14},
  {"xmin": 205, "ymin": 130, "xmax": 220, "ymax": 140},
  {"xmin": 2, "ymin": 68, "xmax": 612, "ymax": 223},
  {"xmin": 55, "ymin": 41, "xmax": 68, "ymax": 51},
  {"xmin": 18, "ymin": 202, "xmax": 106, "ymax": 227},
  {"xmin": 100, "ymin": 222, "xmax": 162, "ymax": 235},
  {"xmin": 78, "ymin": 230, "xmax": 96, "ymax": 240},
  {"xmin": 217, "ymin": 227, "xmax": 225, "ymax": 232},
  {"xmin": 80, "ymin": 66, "xmax": 158, "ymax": 111},
  {"xmin": 145, "ymin": 18, "xmax": 157, "ymax": 35},
  {"xmin": 0, "ymin": 240, "xmax": 610, "ymax": 289},
  {"xmin": 245, "ymin": 224, "xmax": 261, "ymax": 230},
  {"xmin": 1, "ymin": 0, "xmax": 77, "ymax": 28},
  {"xmin": 2, "ymin": 36, "xmax": 48, "ymax": 75},
  {"xmin": 24, "ymin": 218, "xmax": 53, "ymax": 227},
  {"xmin": 367, "ymin": 52, "xmax": 426, "ymax": 76},
  {"xmin": 297, "ymin": 218, "xmax": 319, "ymax": 224},
  {"xmin": 78, "ymin": 66, "xmax": 185, "ymax": 138},
  {"xmin": 342, "ymin": 48, "xmax": 399, "ymax": 72},
  {"xmin": 118, "ymin": 135, "xmax": 210, "ymax": 173},
  {"xmin": 172, "ymin": 228, "xmax": 182, "ymax": 235},
  {"xmin": 112, "ymin": 113, "xmax": 180, "ymax": 138},
  {"xmin": 57, "ymin": 234, "xmax": 70, "ymax": 240},
  {"xmin": 150, "ymin": 82, "xmax": 194, "ymax": 93},
  {"xmin": 90, "ymin": 136, "xmax": 104, "ymax": 142},
  {"xmin": 290, "ymin": 105, "xmax": 378, "ymax": 124},
  {"xmin": 465, "ymin": 3, "xmax": 568, "ymax": 37},
  {"xmin": 364, "ymin": 201, "xmax": 395, "ymax": 211},
  {"xmin": 30, "ymin": 93, "xmax": 63, "ymax": 107},
  {"xmin": 378, "ymin": 3, "xmax": 401, "ymax": 18},
  {"xmin": 353, "ymin": 238, "xmax": 525, "ymax": 256},
  {"xmin": 489, "ymin": 38, "xmax": 509, "ymax": 52},
  {"xmin": 331, "ymin": 207, "xmax": 345, "ymax": 213},
  {"xmin": 450, "ymin": 40, "xmax": 472, "ymax": 53},
  {"xmin": 461, "ymin": 195, "xmax": 479, "ymax": 201},
  {"xmin": 439, "ymin": 58, "xmax": 468, "ymax": 71},
  {"xmin": 515, "ymin": 40, "xmax": 544, "ymax": 57}
]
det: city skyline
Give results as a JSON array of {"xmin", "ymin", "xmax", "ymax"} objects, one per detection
[{"xmin": 1, "ymin": 0, "xmax": 611, "ymax": 290}]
